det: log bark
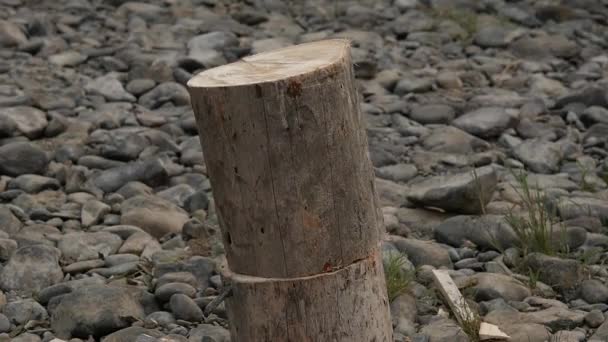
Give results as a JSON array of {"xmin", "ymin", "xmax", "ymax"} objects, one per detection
[
  {"xmin": 188, "ymin": 39, "xmax": 391, "ymax": 341},
  {"xmin": 187, "ymin": 39, "xmax": 383, "ymax": 278},
  {"xmin": 226, "ymin": 251, "xmax": 391, "ymax": 342}
]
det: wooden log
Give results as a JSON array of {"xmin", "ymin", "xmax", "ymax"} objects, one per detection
[
  {"xmin": 187, "ymin": 39, "xmax": 392, "ymax": 341},
  {"xmin": 187, "ymin": 39, "xmax": 383, "ymax": 278},
  {"xmin": 225, "ymin": 251, "xmax": 392, "ymax": 342}
]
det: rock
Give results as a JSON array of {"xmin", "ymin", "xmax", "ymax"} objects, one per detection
[
  {"xmin": 63, "ymin": 259, "xmax": 105, "ymax": 274},
  {"xmin": 169, "ymin": 294, "xmax": 203, "ymax": 322},
  {"xmin": 0, "ymin": 142, "xmax": 48, "ymax": 176},
  {"xmin": 510, "ymin": 35, "xmax": 579, "ymax": 60},
  {"xmin": 512, "ymin": 139, "xmax": 562, "ymax": 174},
  {"xmin": 154, "ymin": 256, "xmax": 214, "ymax": 290},
  {"xmin": 406, "ymin": 165, "xmax": 497, "ymax": 214},
  {"xmin": 557, "ymin": 227, "xmax": 587, "ymax": 251},
  {"xmin": 394, "ymin": 76, "xmax": 434, "ymax": 95},
  {"xmin": 395, "ymin": 0, "xmax": 418, "ymax": 10},
  {"xmin": 580, "ymin": 279, "xmax": 608, "ymax": 304},
  {"xmin": 524, "ymin": 305, "xmax": 586, "ymax": 331},
  {"xmin": 102, "ymin": 327, "xmax": 164, "ymax": 342},
  {"xmin": 0, "ymin": 20, "xmax": 27, "ymax": 47},
  {"xmin": 585, "ymin": 309, "xmax": 604, "ymax": 328},
  {"xmin": 437, "ymin": 71, "xmax": 463, "ymax": 89},
  {"xmin": 434, "ymin": 215, "xmax": 518, "ymax": 250},
  {"xmin": 409, "ymin": 104, "xmax": 455, "ymax": 125},
  {"xmin": 121, "ymin": 195, "xmax": 189, "ymax": 238},
  {"xmin": 524, "ymin": 253, "xmax": 582, "ymax": 292},
  {"xmin": 552, "ymin": 330, "xmax": 586, "ymax": 342},
  {"xmin": 11, "ymin": 333, "xmax": 41, "ymax": 342},
  {"xmin": 117, "ymin": 2, "xmax": 166, "ymax": 19},
  {"xmin": 155, "ymin": 272, "xmax": 198, "ymax": 289},
  {"xmin": 0, "ymin": 239, "xmax": 16, "ymax": 261},
  {"xmin": 104, "ymin": 253, "xmax": 140, "ymax": 267},
  {"xmin": 388, "ymin": 235, "xmax": 452, "ymax": 269},
  {"xmin": 97, "ymin": 132, "xmax": 147, "ymax": 161},
  {"xmin": 485, "ymin": 306, "xmax": 583, "ymax": 340},
  {"xmin": 0, "ymin": 106, "xmax": 48, "ymax": 139},
  {"xmin": 184, "ymin": 190, "xmax": 209, "ymax": 212},
  {"xmin": 475, "ymin": 25, "xmax": 514, "ymax": 48},
  {"xmin": 452, "ymin": 107, "xmax": 517, "ymax": 139},
  {"xmin": 555, "ymin": 87, "xmax": 608, "ymax": 109},
  {"xmin": 376, "ymin": 163, "xmax": 418, "ymax": 183},
  {"xmin": 48, "ymin": 51, "xmax": 87, "ymax": 67},
  {"xmin": 138, "ymin": 83, "xmax": 189, "ymax": 109},
  {"xmin": 13, "ymin": 224, "xmax": 61, "ymax": 247},
  {"xmin": 188, "ymin": 324, "xmax": 230, "ymax": 342},
  {"xmin": 155, "ymin": 283, "xmax": 196, "ymax": 302},
  {"xmin": 8, "ymin": 175, "xmax": 59, "ymax": 193},
  {"xmin": 85, "ymin": 74, "xmax": 136, "ymax": 102},
  {"xmin": 0, "ymin": 244, "xmax": 62, "ymax": 294},
  {"xmin": 505, "ymin": 173, "xmax": 578, "ymax": 192},
  {"xmin": 556, "ymin": 197, "xmax": 608, "ymax": 221},
  {"xmin": 0, "ymin": 313, "xmax": 8, "ymax": 333},
  {"xmin": 102, "ymin": 225, "xmax": 146, "ymax": 240},
  {"xmin": 186, "ymin": 31, "xmax": 238, "ymax": 68},
  {"xmin": 91, "ymin": 158, "xmax": 170, "ymax": 193},
  {"xmin": 145, "ymin": 311, "xmax": 175, "ymax": 327},
  {"xmin": 126, "ymin": 79, "xmax": 156, "ymax": 96},
  {"xmin": 57, "ymin": 232, "xmax": 122, "ymax": 262},
  {"xmin": 0, "ymin": 205, "xmax": 22, "ymax": 235},
  {"xmin": 421, "ymin": 126, "xmax": 489, "ymax": 154},
  {"xmin": 81, "ymin": 199, "xmax": 111, "ymax": 227},
  {"xmin": 486, "ymin": 311, "xmax": 551, "ymax": 342},
  {"xmin": 590, "ymin": 319, "xmax": 608, "ymax": 341},
  {"xmin": 118, "ymin": 232, "xmax": 159, "ymax": 255},
  {"xmin": 157, "ymin": 184, "xmax": 195, "ymax": 208},
  {"xmin": 179, "ymin": 136, "xmax": 204, "ymax": 166},
  {"xmin": 529, "ymin": 74, "xmax": 568, "ymax": 98},
  {"xmin": 390, "ymin": 292, "xmax": 417, "ymax": 336},
  {"xmin": 38, "ymin": 283, "xmax": 72, "ymax": 305},
  {"xmin": 3, "ymin": 299, "xmax": 47, "ymax": 325},
  {"xmin": 420, "ymin": 318, "xmax": 469, "ymax": 342},
  {"xmin": 471, "ymin": 273, "xmax": 531, "ymax": 302},
  {"xmin": 580, "ymin": 106, "xmax": 608, "ymax": 127},
  {"xmin": 50, "ymin": 285, "xmax": 146, "ymax": 339}
]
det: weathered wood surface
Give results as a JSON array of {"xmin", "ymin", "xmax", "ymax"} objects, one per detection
[
  {"xmin": 432, "ymin": 270, "xmax": 510, "ymax": 341},
  {"xmin": 187, "ymin": 39, "xmax": 383, "ymax": 278},
  {"xmin": 188, "ymin": 39, "xmax": 392, "ymax": 341},
  {"xmin": 479, "ymin": 322, "xmax": 510, "ymax": 341},
  {"xmin": 431, "ymin": 269, "xmax": 477, "ymax": 326},
  {"xmin": 225, "ymin": 251, "xmax": 392, "ymax": 342}
]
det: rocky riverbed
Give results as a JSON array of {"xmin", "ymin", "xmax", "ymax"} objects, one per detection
[{"xmin": 2, "ymin": 0, "xmax": 608, "ymax": 341}]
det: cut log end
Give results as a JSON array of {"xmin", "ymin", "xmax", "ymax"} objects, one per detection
[{"xmin": 187, "ymin": 39, "xmax": 351, "ymax": 88}]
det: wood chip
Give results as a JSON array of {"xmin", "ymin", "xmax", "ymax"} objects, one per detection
[
  {"xmin": 431, "ymin": 269, "xmax": 477, "ymax": 326},
  {"xmin": 479, "ymin": 322, "xmax": 510, "ymax": 341}
]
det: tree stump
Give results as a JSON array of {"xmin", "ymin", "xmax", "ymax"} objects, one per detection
[{"xmin": 187, "ymin": 39, "xmax": 392, "ymax": 341}]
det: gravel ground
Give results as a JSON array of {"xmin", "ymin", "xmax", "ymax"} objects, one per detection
[{"xmin": 3, "ymin": 0, "xmax": 608, "ymax": 341}]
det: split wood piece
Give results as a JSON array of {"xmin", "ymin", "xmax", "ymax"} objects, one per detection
[
  {"xmin": 187, "ymin": 39, "xmax": 383, "ymax": 278},
  {"xmin": 479, "ymin": 322, "xmax": 510, "ymax": 341},
  {"xmin": 432, "ymin": 270, "xmax": 510, "ymax": 341},
  {"xmin": 431, "ymin": 269, "xmax": 477, "ymax": 326},
  {"xmin": 225, "ymin": 251, "xmax": 392, "ymax": 341}
]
